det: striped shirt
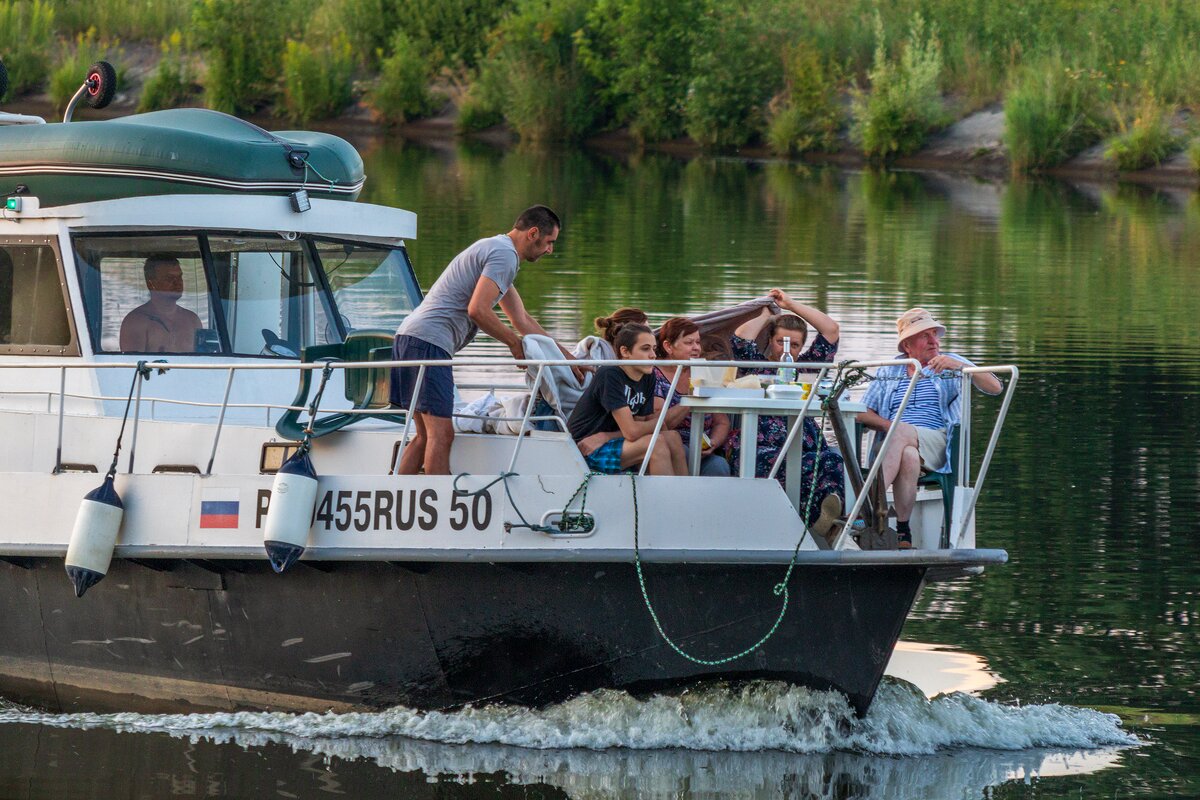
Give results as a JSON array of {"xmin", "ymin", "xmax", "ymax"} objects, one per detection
[
  {"xmin": 862, "ymin": 352, "xmax": 991, "ymax": 474},
  {"xmin": 887, "ymin": 376, "xmax": 944, "ymax": 430}
]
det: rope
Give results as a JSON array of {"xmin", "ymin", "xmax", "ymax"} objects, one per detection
[
  {"xmin": 452, "ymin": 471, "xmax": 596, "ymax": 535},
  {"xmin": 627, "ymin": 361, "xmax": 862, "ymax": 665},
  {"xmin": 299, "ymin": 362, "xmax": 336, "ymax": 453},
  {"xmin": 104, "ymin": 361, "xmax": 155, "ymax": 480}
]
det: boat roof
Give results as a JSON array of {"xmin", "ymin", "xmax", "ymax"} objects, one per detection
[{"xmin": 0, "ymin": 193, "xmax": 417, "ymax": 243}]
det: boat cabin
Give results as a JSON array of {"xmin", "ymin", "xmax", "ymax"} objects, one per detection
[{"xmin": 0, "ymin": 193, "xmax": 422, "ymax": 421}]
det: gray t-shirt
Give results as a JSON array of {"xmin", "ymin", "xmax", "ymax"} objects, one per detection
[{"xmin": 398, "ymin": 234, "xmax": 519, "ymax": 354}]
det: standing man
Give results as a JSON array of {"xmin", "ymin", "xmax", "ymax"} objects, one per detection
[
  {"xmin": 391, "ymin": 205, "xmax": 581, "ymax": 475},
  {"xmin": 857, "ymin": 308, "xmax": 1002, "ymax": 548}
]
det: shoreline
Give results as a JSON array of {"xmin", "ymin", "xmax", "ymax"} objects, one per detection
[{"xmin": 6, "ymin": 95, "xmax": 1199, "ymax": 189}]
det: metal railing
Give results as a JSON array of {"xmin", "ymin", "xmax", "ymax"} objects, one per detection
[{"xmin": 0, "ymin": 356, "xmax": 1016, "ymax": 551}]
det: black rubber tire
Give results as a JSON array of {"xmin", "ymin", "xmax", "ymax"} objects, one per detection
[
  {"xmin": 84, "ymin": 61, "xmax": 117, "ymax": 109},
  {"xmin": 0, "ymin": 60, "xmax": 9, "ymax": 102}
]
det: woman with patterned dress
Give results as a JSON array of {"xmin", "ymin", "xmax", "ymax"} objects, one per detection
[
  {"xmin": 726, "ymin": 289, "xmax": 845, "ymax": 536},
  {"xmin": 651, "ymin": 317, "xmax": 732, "ymax": 477}
]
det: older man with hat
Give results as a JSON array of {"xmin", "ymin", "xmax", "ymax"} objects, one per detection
[{"xmin": 858, "ymin": 308, "xmax": 1002, "ymax": 548}]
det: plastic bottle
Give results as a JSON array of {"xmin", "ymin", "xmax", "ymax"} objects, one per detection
[{"xmin": 780, "ymin": 336, "xmax": 796, "ymax": 383}]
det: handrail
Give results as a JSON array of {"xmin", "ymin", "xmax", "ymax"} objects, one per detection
[
  {"xmin": 827, "ymin": 359, "xmax": 923, "ymax": 550},
  {"xmin": 953, "ymin": 365, "xmax": 1019, "ymax": 545},
  {"xmin": 765, "ymin": 365, "xmax": 831, "ymax": 482},
  {"xmin": 9, "ymin": 356, "xmax": 1015, "ymax": 541},
  {"xmin": 638, "ymin": 367, "xmax": 681, "ymax": 476}
]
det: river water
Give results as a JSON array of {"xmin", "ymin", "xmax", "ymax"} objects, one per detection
[{"xmin": 3, "ymin": 141, "xmax": 1198, "ymax": 797}]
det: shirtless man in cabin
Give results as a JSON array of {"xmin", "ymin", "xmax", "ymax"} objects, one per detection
[
  {"xmin": 390, "ymin": 205, "xmax": 584, "ymax": 476},
  {"xmin": 118, "ymin": 255, "xmax": 202, "ymax": 353}
]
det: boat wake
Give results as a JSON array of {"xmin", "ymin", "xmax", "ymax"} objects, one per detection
[{"xmin": 0, "ymin": 678, "xmax": 1135, "ymax": 756}]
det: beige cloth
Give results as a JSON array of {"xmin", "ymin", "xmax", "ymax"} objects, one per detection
[{"xmin": 917, "ymin": 427, "xmax": 948, "ymax": 472}]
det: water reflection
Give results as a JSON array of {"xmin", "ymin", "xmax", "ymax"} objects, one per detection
[{"xmin": 0, "ymin": 719, "xmax": 1127, "ymax": 800}]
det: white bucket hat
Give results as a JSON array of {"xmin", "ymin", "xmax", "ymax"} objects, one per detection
[{"xmin": 896, "ymin": 308, "xmax": 946, "ymax": 350}]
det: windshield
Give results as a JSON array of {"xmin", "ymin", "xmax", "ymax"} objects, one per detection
[
  {"xmin": 72, "ymin": 232, "xmax": 421, "ymax": 356},
  {"xmin": 313, "ymin": 239, "xmax": 421, "ymax": 334}
]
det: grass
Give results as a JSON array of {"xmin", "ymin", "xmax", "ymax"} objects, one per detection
[
  {"xmin": 0, "ymin": 0, "xmax": 55, "ymax": 100},
  {"xmin": 1105, "ymin": 94, "xmax": 1181, "ymax": 171},
  {"xmin": 1005, "ymin": 54, "xmax": 1109, "ymax": 173},
  {"xmin": 137, "ymin": 31, "xmax": 195, "ymax": 112},
  {"xmin": 50, "ymin": 0, "xmax": 188, "ymax": 41}
]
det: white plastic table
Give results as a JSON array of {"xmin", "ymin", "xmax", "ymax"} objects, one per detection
[{"xmin": 680, "ymin": 393, "xmax": 865, "ymax": 513}]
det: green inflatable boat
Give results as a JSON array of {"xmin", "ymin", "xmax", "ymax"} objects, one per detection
[{"xmin": 0, "ymin": 108, "xmax": 365, "ymax": 207}]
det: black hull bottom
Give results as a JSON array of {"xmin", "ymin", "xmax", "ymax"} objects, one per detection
[{"xmin": 0, "ymin": 558, "xmax": 925, "ymax": 716}]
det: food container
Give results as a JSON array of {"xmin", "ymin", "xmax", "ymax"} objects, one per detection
[{"xmin": 766, "ymin": 383, "xmax": 812, "ymax": 401}]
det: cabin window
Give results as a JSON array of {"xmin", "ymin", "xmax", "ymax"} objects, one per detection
[
  {"xmin": 313, "ymin": 239, "xmax": 421, "ymax": 334},
  {"xmin": 0, "ymin": 241, "xmax": 79, "ymax": 355},
  {"xmin": 206, "ymin": 235, "xmax": 338, "ymax": 357},
  {"xmin": 71, "ymin": 235, "xmax": 220, "ymax": 354}
]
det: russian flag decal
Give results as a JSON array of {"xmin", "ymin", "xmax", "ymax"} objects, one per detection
[{"xmin": 200, "ymin": 488, "xmax": 240, "ymax": 529}]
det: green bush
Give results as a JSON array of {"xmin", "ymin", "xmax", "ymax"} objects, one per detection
[
  {"xmin": 766, "ymin": 43, "xmax": 843, "ymax": 156},
  {"xmin": 389, "ymin": 0, "xmax": 516, "ymax": 70},
  {"xmin": 1190, "ymin": 139, "xmax": 1200, "ymax": 173},
  {"xmin": 577, "ymin": 0, "xmax": 707, "ymax": 143},
  {"xmin": 0, "ymin": 0, "xmax": 55, "ymax": 100},
  {"xmin": 192, "ymin": 0, "xmax": 292, "ymax": 114},
  {"xmin": 370, "ymin": 30, "xmax": 438, "ymax": 125},
  {"xmin": 850, "ymin": 12, "xmax": 946, "ymax": 162},
  {"xmin": 51, "ymin": 0, "xmax": 188, "ymax": 42},
  {"xmin": 279, "ymin": 35, "xmax": 354, "ymax": 123},
  {"xmin": 472, "ymin": 0, "xmax": 599, "ymax": 141},
  {"xmin": 304, "ymin": 0, "xmax": 393, "ymax": 68},
  {"xmin": 49, "ymin": 29, "xmax": 115, "ymax": 112},
  {"xmin": 1105, "ymin": 95, "xmax": 1180, "ymax": 171},
  {"xmin": 137, "ymin": 30, "xmax": 194, "ymax": 112},
  {"xmin": 1005, "ymin": 54, "xmax": 1109, "ymax": 173},
  {"xmin": 684, "ymin": 1, "xmax": 781, "ymax": 150},
  {"xmin": 456, "ymin": 76, "xmax": 505, "ymax": 133}
]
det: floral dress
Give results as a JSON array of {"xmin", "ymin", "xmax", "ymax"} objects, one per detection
[
  {"xmin": 651, "ymin": 366, "xmax": 712, "ymax": 450},
  {"xmin": 726, "ymin": 333, "xmax": 845, "ymax": 525}
]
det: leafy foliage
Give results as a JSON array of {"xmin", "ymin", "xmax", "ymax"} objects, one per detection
[
  {"xmin": 389, "ymin": 0, "xmax": 516, "ymax": 70},
  {"xmin": 369, "ymin": 30, "xmax": 438, "ymax": 125},
  {"xmin": 192, "ymin": 0, "xmax": 292, "ymax": 114},
  {"xmin": 684, "ymin": 1, "xmax": 781, "ymax": 150},
  {"xmin": 137, "ymin": 30, "xmax": 195, "ymax": 112},
  {"xmin": 850, "ymin": 13, "xmax": 946, "ymax": 162},
  {"xmin": 766, "ymin": 42, "xmax": 844, "ymax": 156},
  {"xmin": 279, "ymin": 35, "xmax": 355, "ymax": 123},
  {"xmin": 474, "ymin": 0, "xmax": 599, "ymax": 141},
  {"xmin": 576, "ymin": 0, "xmax": 707, "ymax": 143}
]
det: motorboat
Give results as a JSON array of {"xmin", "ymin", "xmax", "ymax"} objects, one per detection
[{"xmin": 0, "ymin": 101, "xmax": 1016, "ymax": 718}]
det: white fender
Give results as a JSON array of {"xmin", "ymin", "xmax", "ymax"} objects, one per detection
[
  {"xmin": 65, "ymin": 476, "xmax": 124, "ymax": 597},
  {"xmin": 263, "ymin": 449, "xmax": 319, "ymax": 573}
]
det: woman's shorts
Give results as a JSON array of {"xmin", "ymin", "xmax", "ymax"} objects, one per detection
[
  {"xmin": 389, "ymin": 335, "xmax": 454, "ymax": 418},
  {"xmin": 916, "ymin": 426, "xmax": 948, "ymax": 471},
  {"xmin": 583, "ymin": 437, "xmax": 626, "ymax": 474}
]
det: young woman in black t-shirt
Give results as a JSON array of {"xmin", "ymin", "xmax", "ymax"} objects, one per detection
[{"xmin": 566, "ymin": 324, "xmax": 686, "ymax": 475}]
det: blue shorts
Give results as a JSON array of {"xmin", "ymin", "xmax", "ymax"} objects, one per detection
[
  {"xmin": 584, "ymin": 437, "xmax": 626, "ymax": 474},
  {"xmin": 389, "ymin": 335, "xmax": 454, "ymax": 418}
]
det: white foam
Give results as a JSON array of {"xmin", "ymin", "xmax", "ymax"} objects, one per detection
[{"xmin": 0, "ymin": 678, "xmax": 1136, "ymax": 756}]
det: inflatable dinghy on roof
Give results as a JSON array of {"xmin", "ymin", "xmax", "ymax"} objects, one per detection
[{"xmin": 0, "ymin": 108, "xmax": 365, "ymax": 207}]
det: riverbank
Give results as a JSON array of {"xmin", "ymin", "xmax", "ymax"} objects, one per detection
[{"xmin": 10, "ymin": 86, "xmax": 1199, "ymax": 190}]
